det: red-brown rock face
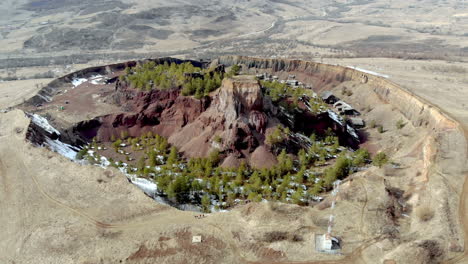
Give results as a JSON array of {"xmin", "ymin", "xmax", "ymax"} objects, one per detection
[
  {"xmin": 167, "ymin": 76, "xmax": 277, "ymax": 167},
  {"xmin": 67, "ymin": 73, "xmax": 357, "ymax": 168},
  {"xmin": 94, "ymin": 88, "xmax": 210, "ymax": 141}
]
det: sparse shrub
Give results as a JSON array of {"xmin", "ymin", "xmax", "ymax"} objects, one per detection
[
  {"xmin": 369, "ymin": 120, "xmax": 377, "ymax": 128},
  {"xmin": 87, "ymin": 155, "xmax": 96, "ymax": 164},
  {"xmin": 416, "ymin": 206, "xmax": 435, "ymax": 222},
  {"xmin": 396, "ymin": 119, "xmax": 406, "ymax": 129},
  {"xmin": 227, "ymin": 64, "xmax": 241, "ymax": 77},
  {"xmin": 377, "ymin": 125, "xmax": 385, "ymax": 133},
  {"xmin": 266, "ymin": 125, "xmax": 289, "ymax": 146},
  {"xmin": 418, "ymin": 240, "xmax": 443, "ymax": 263},
  {"xmin": 201, "ymin": 194, "xmax": 211, "ymax": 213},
  {"xmin": 264, "ymin": 231, "xmax": 288, "ymax": 242},
  {"xmin": 373, "ymin": 152, "xmax": 388, "ymax": 168},
  {"xmin": 291, "ymin": 234, "xmax": 303, "ymax": 242},
  {"xmin": 341, "ymin": 87, "xmax": 347, "ymax": 95},
  {"xmin": 208, "ymin": 149, "xmax": 220, "ymax": 165},
  {"xmin": 352, "ymin": 148, "xmax": 370, "ymax": 166},
  {"xmin": 76, "ymin": 148, "xmax": 87, "ymax": 160},
  {"xmin": 112, "ymin": 139, "xmax": 122, "ymax": 149},
  {"xmin": 120, "ymin": 130, "xmax": 129, "ymax": 139}
]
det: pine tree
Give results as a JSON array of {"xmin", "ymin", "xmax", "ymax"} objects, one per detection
[
  {"xmin": 208, "ymin": 149, "xmax": 220, "ymax": 165},
  {"xmin": 167, "ymin": 146, "xmax": 178, "ymax": 167},
  {"xmin": 194, "ymin": 85, "xmax": 204, "ymax": 99},
  {"xmin": 201, "ymin": 194, "xmax": 211, "ymax": 213},
  {"xmin": 373, "ymin": 152, "xmax": 388, "ymax": 168},
  {"xmin": 250, "ymin": 171, "xmax": 262, "ymax": 192},
  {"xmin": 148, "ymin": 151, "xmax": 157, "ymax": 167},
  {"xmin": 298, "ymin": 149, "xmax": 308, "ymax": 167},
  {"xmin": 291, "ymin": 189, "xmax": 304, "ymax": 205},
  {"xmin": 137, "ymin": 156, "xmax": 146, "ymax": 172}
]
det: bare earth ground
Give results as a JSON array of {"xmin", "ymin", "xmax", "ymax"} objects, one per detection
[
  {"xmin": 0, "ymin": 59, "xmax": 467, "ymax": 263},
  {"xmin": 322, "ymin": 58, "xmax": 468, "ymax": 126},
  {"xmin": 0, "ymin": 78, "xmax": 52, "ymax": 109},
  {"xmin": 0, "ymin": 0, "xmax": 467, "ymax": 263}
]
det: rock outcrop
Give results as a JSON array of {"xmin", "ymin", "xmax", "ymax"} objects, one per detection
[{"xmin": 167, "ymin": 75, "xmax": 276, "ymax": 166}]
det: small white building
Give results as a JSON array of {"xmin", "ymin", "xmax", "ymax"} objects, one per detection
[
  {"xmin": 192, "ymin": 235, "xmax": 202, "ymax": 243},
  {"xmin": 315, "ymin": 233, "xmax": 341, "ymax": 253}
]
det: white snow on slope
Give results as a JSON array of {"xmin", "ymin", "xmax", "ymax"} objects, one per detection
[
  {"xmin": 131, "ymin": 177, "xmax": 158, "ymax": 197},
  {"xmin": 89, "ymin": 75, "xmax": 104, "ymax": 85},
  {"xmin": 347, "ymin": 66, "xmax": 389, "ymax": 78},
  {"xmin": 327, "ymin": 110, "xmax": 343, "ymax": 126},
  {"xmin": 72, "ymin": 75, "xmax": 105, "ymax": 87},
  {"xmin": 327, "ymin": 110, "xmax": 359, "ymax": 140},
  {"xmin": 72, "ymin": 78, "xmax": 87, "ymax": 87},
  {"xmin": 31, "ymin": 114, "xmax": 60, "ymax": 135},
  {"xmin": 45, "ymin": 138, "xmax": 79, "ymax": 160},
  {"xmin": 346, "ymin": 124, "xmax": 359, "ymax": 140}
]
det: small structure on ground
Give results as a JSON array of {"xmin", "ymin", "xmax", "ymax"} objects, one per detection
[
  {"xmin": 192, "ymin": 235, "xmax": 202, "ymax": 243},
  {"xmin": 286, "ymin": 79, "xmax": 299, "ymax": 86},
  {"xmin": 347, "ymin": 117, "xmax": 365, "ymax": 128},
  {"xmin": 321, "ymin": 91, "xmax": 339, "ymax": 104},
  {"xmin": 333, "ymin": 100, "xmax": 360, "ymax": 116},
  {"xmin": 315, "ymin": 233, "xmax": 341, "ymax": 254}
]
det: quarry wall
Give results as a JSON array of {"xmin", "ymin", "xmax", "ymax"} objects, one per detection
[{"xmin": 217, "ymin": 55, "xmax": 459, "ymax": 133}]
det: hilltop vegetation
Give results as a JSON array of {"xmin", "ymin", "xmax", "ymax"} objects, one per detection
[
  {"xmin": 119, "ymin": 61, "xmax": 232, "ymax": 99},
  {"xmin": 260, "ymin": 80, "xmax": 329, "ymax": 114}
]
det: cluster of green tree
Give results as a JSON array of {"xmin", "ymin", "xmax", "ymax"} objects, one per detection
[
  {"xmin": 372, "ymin": 152, "xmax": 388, "ymax": 168},
  {"xmin": 265, "ymin": 125, "xmax": 290, "ymax": 146},
  {"xmin": 306, "ymin": 131, "xmax": 341, "ymax": 165},
  {"xmin": 260, "ymin": 80, "xmax": 328, "ymax": 114},
  {"xmin": 180, "ymin": 72, "xmax": 223, "ymax": 99},
  {"xmin": 260, "ymin": 80, "xmax": 290, "ymax": 102},
  {"xmin": 120, "ymin": 61, "xmax": 224, "ymax": 99},
  {"xmin": 77, "ymin": 131, "xmax": 385, "ymax": 212},
  {"xmin": 308, "ymin": 97, "xmax": 329, "ymax": 114},
  {"xmin": 225, "ymin": 64, "xmax": 241, "ymax": 77}
]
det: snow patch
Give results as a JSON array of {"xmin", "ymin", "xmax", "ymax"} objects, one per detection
[
  {"xmin": 131, "ymin": 177, "xmax": 158, "ymax": 197},
  {"xmin": 347, "ymin": 66, "xmax": 390, "ymax": 78},
  {"xmin": 44, "ymin": 138, "xmax": 79, "ymax": 160},
  {"xmin": 89, "ymin": 75, "xmax": 105, "ymax": 85},
  {"xmin": 31, "ymin": 114, "xmax": 60, "ymax": 135},
  {"xmin": 71, "ymin": 78, "xmax": 87, "ymax": 87}
]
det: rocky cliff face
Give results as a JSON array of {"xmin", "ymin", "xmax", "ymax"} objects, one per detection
[
  {"xmin": 216, "ymin": 55, "xmax": 458, "ymax": 131},
  {"xmin": 167, "ymin": 75, "xmax": 276, "ymax": 167},
  {"xmin": 71, "ymin": 88, "xmax": 210, "ymax": 144},
  {"xmin": 54, "ymin": 71, "xmax": 359, "ymax": 168},
  {"xmin": 53, "ymin": 73, "xmax": 349, "ymax": 169}
]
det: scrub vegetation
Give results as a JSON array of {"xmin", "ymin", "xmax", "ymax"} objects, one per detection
[{"xmin": 77, "ymin": 130, "xmax": 379, "ymax": 212}]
